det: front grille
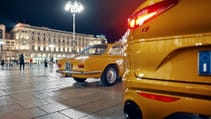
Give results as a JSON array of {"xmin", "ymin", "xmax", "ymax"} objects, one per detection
[{"xmin": 65, "ymin": 62, "xmax": 72, "ymax": 71}]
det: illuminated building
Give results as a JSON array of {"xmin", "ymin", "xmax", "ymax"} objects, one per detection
[
  {"xmin": 0, "ymin": 23, "xmax": 107, "ymax": 63},
  {"xmin": 0, "ymin": 25, "xmax": 6, "ymax": 60}
]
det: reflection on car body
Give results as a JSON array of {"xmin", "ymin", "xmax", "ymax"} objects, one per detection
[
  {"xmin": 56, "ymin": 43, "xmax": 124, "ymax": 86},
  {"xmin": 123, "ymin": 0, "xmax": 211, "ymax": 119}
]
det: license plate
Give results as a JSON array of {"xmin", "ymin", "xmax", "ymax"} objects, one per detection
[
  {"xmin": 198, "ymin": 51, "xmax": 211, "ymax": 75},
  {"xmin": 65, "ymin": 62, "xmax": 72, "ymax": 71}
]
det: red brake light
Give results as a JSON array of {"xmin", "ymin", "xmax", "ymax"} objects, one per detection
[
  {"xmin": 57, "ymin": 64, "xmax": 62, "ymax": 68},
  {"xmin": 128, "ymin": 0, "xmax": 179, "ymax": 29},
  {"xmin": 78, "ymin": 63, "xmax": 84, "ymax": 68},
  {"xmin": 137, "ymin": 91, "xmax": 179, "ymax": 102}
]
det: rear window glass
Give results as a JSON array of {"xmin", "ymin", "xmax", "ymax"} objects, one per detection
[{"xmin": 79, "ymin": 45, "xmax": 107, "ymax": 56}]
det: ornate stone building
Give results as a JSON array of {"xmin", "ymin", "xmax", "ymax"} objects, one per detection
[{"xmin": 0, "ymin": 23, "xmax": 107, "ymax": 63}]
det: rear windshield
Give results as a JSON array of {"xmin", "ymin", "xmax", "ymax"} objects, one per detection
[{"xmin": 79, "ymin": 45, "xmax": 107, "ymax": 56}]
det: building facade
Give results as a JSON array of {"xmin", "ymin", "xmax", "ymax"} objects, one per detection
[
  {"xmin": 1, "ymin": 23, "xmax": 107, "ymax": 63},
  {"xmin": 0, "ymin": 25, "xmax": 7, "ymax": 61},
  {"xmin": 1, "ymin": 33, "xmax": 16, "ymax": 62}
]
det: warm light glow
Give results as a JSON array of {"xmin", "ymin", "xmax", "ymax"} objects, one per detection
[
  {"xmin": 128, "ymin": 12, "xmax": 157, "ymax": 29},
  {"xmin": 16, "ymin": 23, "xmax": 24, "ymax": 28},
  {"xmin": 25, "ymin": 35, "xmax": 29, "ymax": 39},
  {"xmin": 128, "ymin": 18, "xmax": 136, "ymax": 28},
  {"xmin": 16, "ymin": 34, "xmax": 19, "ymax": 39},
  {"xmin": 49, "ymin": 44, "xmax": 55, "ymax": 48},
  {"xmin": 19, "ymin": 45, "xmax": 29, "ymax": 50},
  {"xmin": 195, "ymin": 42, "xmax": 202, "ymax": 46},
  {"xmin": 65, "ymin": 1, "xmax": 84, "ymax": 14},
  {"xmin": 35, "ymin": 46, "xmax": 38, "ymax": 50},
  {"xmin": 128, "ymin": 0, "xmax": 179, "ymax": 29},
  {"xmin": 136, "ymin": 12, "xmax": 157, "ymax": 26},
  {"xmin": 137, "ymin": 91, "xmax": 179, "ymax": 102}
]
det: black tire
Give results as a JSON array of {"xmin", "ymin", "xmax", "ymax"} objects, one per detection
[
  {"xmin": 124, "ymin": 101, "xmax": 142, "ymax": 119},
  {"xmin": 62, "ymin": 73, "xmax": 71, "ymax": 77},
  {"xmin": 101, "ymin": 65, "xmax": 118, "ymax": 86},
  {"xmin": 73, "ymin": 77, "xmax": 86, "ymax": 82},
  {"xmin": 62, "ymin": 73, "xmax": 68, "ymax": 77}
]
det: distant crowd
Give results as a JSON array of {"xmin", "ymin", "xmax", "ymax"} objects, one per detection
[{"xmin": 1, "ymin": 54, "xmax": 55, "ymax": 70}]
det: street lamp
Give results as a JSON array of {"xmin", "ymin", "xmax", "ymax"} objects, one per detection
[{"xmin": 65, "ymin": 0, "xmax": 84, "ymax": 53}]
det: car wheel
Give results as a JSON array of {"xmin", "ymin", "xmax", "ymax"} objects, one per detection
[
  {"xmin": 124, "ymin": 101, "xmax": 142, "ymax": 119},
  {"xmin": 101, "ymin": 65, "xmax": 117, "ymax": 86},
  {"xmin": 61, "ymin": 73, "xmax": 67, "ymax": 77},
  {"xmin": 73, "ymin": 77, "xmax": 86, "ymax": 82}
]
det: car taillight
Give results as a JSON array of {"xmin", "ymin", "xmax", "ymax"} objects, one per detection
[
  {"xmin": 57, "ymin": 63, "xmax": 62, "ymax": 68},
  {"xmin": 128, "ymin": 0, "xmax": 179, "ymax": 29},
  {"xmin": 137, "ymin": 91, "xmax": 179, "ymax": 102},
  {"xmin": 78, "ymin": 63, "xmax": 84, "ymax": 68}
]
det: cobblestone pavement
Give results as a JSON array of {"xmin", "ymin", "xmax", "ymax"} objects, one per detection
[{"xmin": 0, "ymin": 64, "xmax": 125, "ymax": 119}]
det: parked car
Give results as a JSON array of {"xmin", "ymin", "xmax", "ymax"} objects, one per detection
[
  {"xmin": 123, "ymin": 0, "xmax": 211, "ymax": 119},
  {"xmin": 56, "ymin": 43, "xmax": 124, "ymax": 86}
]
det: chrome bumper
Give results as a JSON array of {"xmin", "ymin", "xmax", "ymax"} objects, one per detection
[{"xmin": 56, "ymin": 70, "xmax": 101, "ymax": 75}]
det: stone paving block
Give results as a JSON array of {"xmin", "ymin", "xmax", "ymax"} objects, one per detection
[
  {"xmin": 55, "ymin": 88, "xmax": 98, "ymax": 100},
  {"xmin": 33, "ymin": 92, "xmax": 51, "ymax": 99},
  {"xmin": 0, "ymin": 89, "xmax": 7, "ymax": 96},
  {"xmin": 76, "ymin": 100, "xmax": 121, "ymax": 115},
  {"xmin": 43, "ymin": 98, "xmax": 63, "ymax": 104},
  {"xmin": 80, "ymin": 104, "xmax": 125, "ymax": 119},
  {"xmin": 34, "ymin": 112, "xmax": 71, "ymax": 119},
  {"xmin": 35, "ymin": 87, "xmax": 61, "ymax": 93},
  {"xmin": 16, "ymin": 98, "xmax": 50, "ymax": 108},
  {"xmin": 0, "ymin": 104, "xmax": 24, "ymax": 115},
  {"xmin": 4, "ymin": 86, "xmax": 35, "ymax": 95},
  {"xmin": 0, "ymin": 96, "xmax": 17, "ymax": 106},
  {"xmin": 60, "ymin": 108, "xmax": 88, "ymax": 119},
  {"xmin": 11, "ymin": 92, "xmax": 37, "ymax": 101},
  {"xmin": 0, "ymin": 85, "xmax": 10, "ymax": 90},
  {"xmin": 37, "ymin": 88, "xmax": 68, "ymax": 100},
  {"xmin": 26, "ymin": 107, "xmax": 47, "ymax": 118},
  {"xmin": 0, "ymin": 107, "xmax": 47, "ymax": 119},
  {"xmin": 39, "ymin": 102, "xmax": 69, "ymax": 113},
  {"xmin": 59, "ymin": 92, "xmax": 104, "ymax": 108}
]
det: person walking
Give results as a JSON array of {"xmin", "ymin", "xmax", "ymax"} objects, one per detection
[
  {"xmin": 1, "ymin": 59, "xmax": 5, "ymax": 70},
  {"xmin": 29, "ymin": 58, "xmax": 33, "ymax": 67},
  {"xmin": 44, "ymin": 58, "xmax": 48, "ymax": 68},
  {"xmin": 19, "ymin": 54, "xmax": 25, "ymax": 70},
  {"xmin": 50, "ymin": 57, "xmax": 54, "ymax": 68}
]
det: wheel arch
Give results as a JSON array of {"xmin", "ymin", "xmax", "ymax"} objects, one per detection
[
  {"xmin": 101, "ymin": 63, "xmax": 120, "ymax": 78},
  {"xmin": 124, "ymin": 100, "xmax": 143, "ymax": 119}
]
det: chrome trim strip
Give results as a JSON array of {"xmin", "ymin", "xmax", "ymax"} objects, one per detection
[{"xmin": 57, "ymin": 70, "xmax": 102, "ymax": 75}]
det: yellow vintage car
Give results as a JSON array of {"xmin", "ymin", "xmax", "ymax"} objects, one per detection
[
  {"xmin": 124, "ymin": 0, "xmax": 211, "ymax": 119},
  {"xmin": 56, "ymin": 43, "xmax": 124, "ymax": 86}
]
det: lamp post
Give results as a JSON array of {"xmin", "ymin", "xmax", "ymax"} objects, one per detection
[{"xmin": 65, "ymin": 0, "xmax": 84, "ymax": 53}]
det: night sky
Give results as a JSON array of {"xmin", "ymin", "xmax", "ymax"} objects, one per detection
[{"xmin": 0, "ymin": 0, "xmax": 144, "ymax": 42}]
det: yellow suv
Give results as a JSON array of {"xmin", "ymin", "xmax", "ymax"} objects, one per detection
[{"xmin": 123, "ymin": 0, "xmax": 211, "ymax": 119}]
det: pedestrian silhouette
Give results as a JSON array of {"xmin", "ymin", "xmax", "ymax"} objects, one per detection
[
  {"xmin": 30, "ymin": 58, "xmax": 33, "ymax": 67},
  {"xmin": 19, "ymin": 54, "xmax": 25, "ymax": 70},
  {"xmin": 44, "ymin": 58, "xmax": 48, "ymax": 68},
  {"xmin": 1, "ymin": 59, "xmax": 5, "ymax": 70}
]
